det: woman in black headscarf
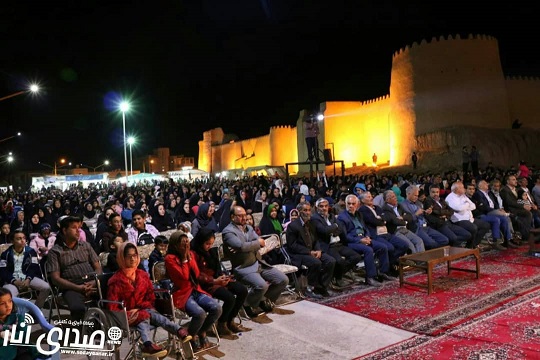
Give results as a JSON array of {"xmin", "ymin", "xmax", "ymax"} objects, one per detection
[
  {"xmin": 190, "ymin": 202, "xmax": 218, "ymax": 238},
  {"xmin": 151, "ymin": 203, "xmax": 176, "ymax": 232}
]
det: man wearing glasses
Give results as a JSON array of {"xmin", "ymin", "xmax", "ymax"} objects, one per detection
[{"xmin": 222, "ymin": 206, "xmax": 290, "ymax": 323}]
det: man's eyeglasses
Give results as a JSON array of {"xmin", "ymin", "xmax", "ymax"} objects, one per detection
[{"xmin": 234, "ymin": 214, "xmax": 247, "ymax": 218}]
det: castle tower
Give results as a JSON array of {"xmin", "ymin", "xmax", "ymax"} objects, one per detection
[{"xmin": 390, "ymin": 34, "xmax": 510, "ymax": 164}]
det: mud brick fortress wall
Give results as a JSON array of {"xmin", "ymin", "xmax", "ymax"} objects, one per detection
[{"xmin": 199, "ymin": 34, "xmax": 540, "ymax": 174}]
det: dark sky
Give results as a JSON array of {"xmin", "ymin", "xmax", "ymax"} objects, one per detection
[{"xmin": 1, "ymin": 1, "xmax": 538, "ymax": 171}]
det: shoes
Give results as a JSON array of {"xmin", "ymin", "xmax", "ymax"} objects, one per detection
[
  {"xmin": 271, "ymin": 307, "xmax": 295, "ymax": 315},
  {"xmin": 141, "ymin": 343, "xmax": 168, "ymax": 358},
  {"xmin": 505, "ymin": 241, "xmax": 519, "ymax": 249},
  {"xmin": 379, "ymin": 273, "xmax": 398, "ymax": 282},
  {"xmin": 259, "ymin": 300, "xmax": 274, "ymax": 313},
  {"xmin": 332, "ymin": 278, "xmax": 346, "ymax": 288},
  {"xmin": 216, "ymin": 322, "xmax": 234, "ymax": 336},
  {"xmin": 243, "ymin": 305, "xmax": 263, "ymax": 318},
  {"xmin": 366, "ymin": 278, "xmax": 383, "ymax": 287},
  {"xmin": 228, "ymin": 321, "xmax": 252, "ymax": 333},
  {"xmin": 314, "ymin": 287, "xmax": 331, "ymax": 298},
  {"xmin": 177, "ymin": 327, "xmax": 192, "ymax": 343},
  {"xmin": 199, "ymin": 335, "xmax": 215, "ymax": 350},
  {"xmin": 492, "ymin": 243, "xmax": 507, "ymax": 251},
  {"xmin": 249, "ymin": 313, "xmax": 273, "ymax": 324},
  {"xmin": 304, "ymin": 287, "xmax": 323, "ymax": 299}
]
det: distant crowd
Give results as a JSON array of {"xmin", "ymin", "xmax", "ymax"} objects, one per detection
[{"xmin": 0, "ymin": 160, "xmax": 539, "ymax": 358}]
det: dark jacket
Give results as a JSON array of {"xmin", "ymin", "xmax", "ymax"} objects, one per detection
[
  {"xmin": 380, "ymin": 203, "xmax": 413, "ymax": 234},
  {"xmin": 0, "ymin": 245, "xmax": 43, "ymax": 285},
  {"xmin": 336, "ymin": 210, "xmax": 372, "ymax": 245},
  {"xmin": 423, "ymin": 196, "xmax": 454, "ymax": 229},
  {"xmin": 285, "ymin": 218, "xmax": 321, "ymax": 255},
  {"xmin": 310, "ymin": 211, "xmax": 346, "ymax": 252}
]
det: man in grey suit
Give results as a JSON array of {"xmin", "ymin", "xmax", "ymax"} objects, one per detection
[{"xmin": 222, "ymin": 205, "xmax": 290, "ymax": 322}]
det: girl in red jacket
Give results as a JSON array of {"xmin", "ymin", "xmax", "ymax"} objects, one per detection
[
  {"xmin": 107, "ymin": 242, "xmax": 191, "ymax": 358},
  {"xmin": 165, "ymin": 231, "xmax": 222, "ymax": 352}
]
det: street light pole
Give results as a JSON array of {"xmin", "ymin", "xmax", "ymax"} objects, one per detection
[
  {"xmin": 120, "ymin": 101, "xmax": 130, "ymax": 181},
  {"xmin": 127, "ymin": 137, "xmax": 135, "ymax": 178},
  {"xmin": 0, "ymin": 85, "xmax": 39, "ymax": 102},
  {"xmin": 0, "ymin": 132, "xmax": 21, "ymax": 144}
]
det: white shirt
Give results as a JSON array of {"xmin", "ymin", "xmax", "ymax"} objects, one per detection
[
  {"xmin": 445, "ymin": 192, "xmax": 475, "ymax": 223},
  {"xmin": 13, "ymin": 250, "xmax": 25, "ymax": 281}
]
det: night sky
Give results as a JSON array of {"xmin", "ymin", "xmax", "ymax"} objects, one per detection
[{"xmin": 1, "ymin": 1, "xmax": 538, "ymax": 172}]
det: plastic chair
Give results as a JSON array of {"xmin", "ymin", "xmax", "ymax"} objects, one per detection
[
  {"xmin": 152, "ymin": 261, "xmax": 220, "ymax": 357},
  {"xmin": 13, "ymin": 297, "xmax": 60, "ymax": 360}
]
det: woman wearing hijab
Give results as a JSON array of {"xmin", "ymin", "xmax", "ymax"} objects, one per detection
[
  {"xmin": 190, "ymin": 202, "xmax": 219, "ymax": 238},
  {"xmin": 107, "ymin": 242, "xmax": 191, "ymax": 358},
  {"xmin": 151, "ymin": 203, "xmax": 176, "ymax": 232},
  {"xmin": 257, "ymin": 204, "xmax": 285, "ymax": 265},
  {"xmin": 191, "ymin": 228, "xmax": 251, "ymax": 337},
  {"xmin": 165, "ymin": 231, "xmax": 223, "ymax": 352},
  {"xmin": 177, "ymin": 199, "xmax": 195, "ymax": 224}
]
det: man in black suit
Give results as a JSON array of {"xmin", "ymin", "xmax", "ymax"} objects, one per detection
[
  {"xmin": 311, "ymin": 198, "xmax": 362, "ymax": 288},
  {"xmin": 286, "ymin": 201, "xmax": 336, "ymax": 298},
  {"xmin": 472, "ymin": 180, "xmax": 512, "ymax": 249},
  {"xmin": 423, "ymin": 185, "xmax": 472, "ymax": 247},
  {"xmin": 380, "ymin": 190, "xmax": 425, "ymax": 253}
]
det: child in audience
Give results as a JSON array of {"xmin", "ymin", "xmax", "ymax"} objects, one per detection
[
  {"xmin": 0, "ymin": 288, "xmax": 40, "ymax": 360},
  {"xmin": 149, "ymin": 235, "xmax": 168, "ymax": 279},
  {"xmin": 106, "ymin": 235, "xmax": 126, "ymax": 273}
]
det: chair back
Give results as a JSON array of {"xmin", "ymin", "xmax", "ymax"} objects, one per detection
[
  {"xmin": 95, "ymin": 272, "xmax": 115, "ymax": 301},
  {"xmin": 152, "ymin": 261, "xmax": 168, "ymax": 283}
]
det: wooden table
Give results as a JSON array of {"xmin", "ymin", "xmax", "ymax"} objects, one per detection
[{"xmin": 398, "ymin": 246, "xmax": 480, "ymax": 294}]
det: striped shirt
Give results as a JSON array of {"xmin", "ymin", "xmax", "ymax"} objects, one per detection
[{"xmin": 46, "ymin": 241, "xmax": 99, "ymax": 285}]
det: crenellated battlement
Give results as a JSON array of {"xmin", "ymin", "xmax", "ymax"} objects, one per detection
[
  {"xmin": 506, "ymin": 75, "xmax": 540, "ymax": 81},
  {"xmin": 269, "ymin": 125, "xmax": 293, "ymax": 131},
  {"xmin": 392, "ymin": 34, "xmax": 497, "ymax": 59},
  {"xmin": 359, "ymin": 94, "xmax": 390, "ymax": 106}
]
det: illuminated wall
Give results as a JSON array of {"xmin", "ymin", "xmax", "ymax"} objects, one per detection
[
  {"xmin": 505, "ymin": 76, "xmax": 540, "ymax": 129},
  {"xmin": 199, "ymin": 126, "xmax": 298, "ymax": 174},
  {"xmin": 198, "ymin": 34, "xmax": 540, "ymax": 173}
]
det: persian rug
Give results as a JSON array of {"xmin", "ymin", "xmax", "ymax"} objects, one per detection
[
  {"xmin": 316, "ymin": 249, "xmax": 540, "ymax": 335},
  {"xmin": 355, "ymin": 288, "xmax": 540, "ymax": 359}
]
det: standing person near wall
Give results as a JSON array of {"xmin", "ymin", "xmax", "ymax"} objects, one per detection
[
  {"xmin": 303, "ymin": 113, "xmax": 320, "ymax": 162},
  {"xmin": 462, "ymin": 146, "xmax": 470, "ymax": 174},
  {"xmin": 411, "ymin": 152, "xmax": 418, "ymax": 170},
  {"xmin": 470, "ymin": 146, "xmax": 479, "ymax": 177}
]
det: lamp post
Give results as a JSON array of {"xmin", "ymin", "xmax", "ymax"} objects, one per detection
[
  {"xmin": 81, "ymin": 160, "xmax": 110, "ymax": 172},
  {"xmin": 0, "ymin": 152, "xmax": 14, "ymax": 164},
  {"xmin": 0, "ymin": 132, "xmax": 21, "ymax": 144},
  {"xmin": 0, "ymin": 84, "xmax": 39, "ymax": 102},
  {"xmin": 119, "ymin": 101, "xmax": 130, "ymax": 180},
  {"xmin": 95, "ymin": 160, "xmax": 110, "ymax": 172},
  {"xmin": 127, "ymin": 137, "xmax": 135, "ymax": 177},
  {"xmin": 39, "ymin": 159, "xmax": 71, "ymax": 176}
]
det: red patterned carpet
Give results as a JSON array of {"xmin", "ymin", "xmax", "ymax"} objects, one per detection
[
  {"xmin": 355, "ymin": 288, "xmax": 540, "ymax": 359},
  {"xmin": 317, "ymin": 249, "xmax": 540, "ymax": 336}
]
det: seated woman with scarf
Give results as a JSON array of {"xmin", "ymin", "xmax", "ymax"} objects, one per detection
[
  {"xmin": 257, "ymin": 203, "xmax": 285, "ymax": 265},
  {"xmin": 107, "ymin": 242, "xmax": 191, "ymax": 358},
  {"xmin": 165, "ymin": 231, "xmax": 223, "ymax": 352},
  {"xmin": 190, "ymin": 202, "xmax": 219, "ymax": 238},
  {"xmin": 190, "ymin": 228, "xmax": 251, "ymax": 338}
]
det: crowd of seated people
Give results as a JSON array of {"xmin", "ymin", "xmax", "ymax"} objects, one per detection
[{"xmin": 0, "ymin": 162, "xmax": 539, "ymax": 356}]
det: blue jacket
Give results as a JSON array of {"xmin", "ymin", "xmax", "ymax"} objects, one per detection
[
  {"xmin": 0, "ymin": 245, "xmax": 43, "ymax": 285},
  {"xmin": 337, "ymin": 210, "xmax": 372, "ymax": 245}
]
